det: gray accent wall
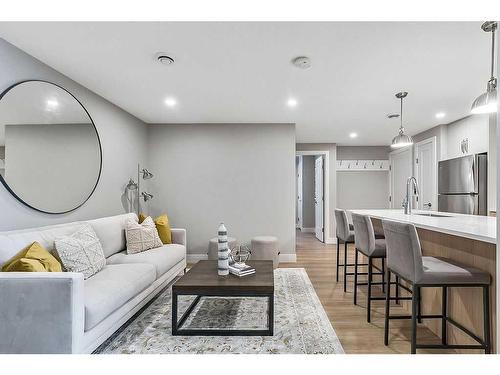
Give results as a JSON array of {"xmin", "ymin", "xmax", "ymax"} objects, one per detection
[
  {"xmin": 0, "ymin": 38, "xmax": 148, "ymax": 230},
  {"xmin": 147, "ymin": 123, "xmax": 296, "ymax": 256},
  {"xmin": 301, "ymin": 155, "xmax": 315, "ymax": 228}
]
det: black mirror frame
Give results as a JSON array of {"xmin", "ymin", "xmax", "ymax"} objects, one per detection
[{"xmin": 0, "ymin": 79, "xmax": 103, "ymax": 215}]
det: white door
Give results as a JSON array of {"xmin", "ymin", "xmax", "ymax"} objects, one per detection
[
  {"xmin": 389, "ymin": 147, "xmax": 413, "ymax": 209},
  {"xmin": 296, "ymin": 156, "xmax": 303, "ymax": 229},
  {"xmin": 415, "ymin": 137, "xmax": 437, "ymax": 210},
  {"xmin": 314, "ymin": 156, "xmax": 324, "ymax": 242}
]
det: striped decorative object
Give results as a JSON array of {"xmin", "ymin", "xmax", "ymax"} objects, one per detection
[{"xmin": 217, "ymin": 222, "xmax": 229, "ymax": 276}]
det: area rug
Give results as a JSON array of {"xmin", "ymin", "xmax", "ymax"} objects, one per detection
[{"xmin": 95, "ymin": 268, "xmax": 344, "ymax": 354}]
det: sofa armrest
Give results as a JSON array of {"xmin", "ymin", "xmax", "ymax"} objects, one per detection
[
  {"xmin": 171, "ymin": 228, "xmax": 186, "ymax": 247},
  {"xmin": 0, "ymin": 272, "xmax": 84, "ymax": 353}
]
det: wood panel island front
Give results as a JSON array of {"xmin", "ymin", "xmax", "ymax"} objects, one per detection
[{"xmin": 349, "ymin": 209, "xmax": 497, "ymax": 353}]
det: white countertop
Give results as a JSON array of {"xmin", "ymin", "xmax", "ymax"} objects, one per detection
[{"xmin": 349, "ymin": 209, "xmax": 497, "ymax": 244}]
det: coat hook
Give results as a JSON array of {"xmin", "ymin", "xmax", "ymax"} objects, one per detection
[
  {"xmin": 372, "ymin": 160, "xmax": 375, "ymax": 166},
  {"xmin": 356, "ymin": 160, "xmax": 359, "ymax": 166}
]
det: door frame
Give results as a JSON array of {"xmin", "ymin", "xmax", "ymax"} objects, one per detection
[
  {"xmin": 296, "ymin": 156, "xmax": 303, "ymax": 229},
  {"xmin": 296, "ymin": 150, "xmax": 331, "ymax": 244},
  {"xmin": 314, "ymin": 155, "xmax": 324, "ymax": 242},
  {"xmin": 414, "ymin": 136, "xmax": 437, "ymax": 210},
  {"xmin": 389, "ymin": 146, "xmax": 414, "ymax": 209}
]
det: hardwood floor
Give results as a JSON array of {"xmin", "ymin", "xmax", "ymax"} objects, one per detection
[{"xmin": 279, "ymin": 230, "xmax": 455, "ymax": 354}]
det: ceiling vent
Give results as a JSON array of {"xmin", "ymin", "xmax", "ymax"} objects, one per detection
[
  {"xmin": 156, "ymin": 53, "xmax": 175, "ymax": 65},
  {"xmin": 292, "ymin": 56, "xmax": 311, "ymax": 69}
]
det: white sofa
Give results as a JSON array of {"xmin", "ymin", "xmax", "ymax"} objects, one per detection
[{"xmin": 0, "ymin": 213, "xmax": 187, "ymax": 354}]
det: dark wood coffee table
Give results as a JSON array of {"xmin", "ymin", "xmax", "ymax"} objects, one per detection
[{"xmin": 172, "ymin": 260, "xmax": 274, "ymax": 336}]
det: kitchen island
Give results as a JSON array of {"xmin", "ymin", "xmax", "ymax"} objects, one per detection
[{"xmin": 350, "ymin": 209, "xmax": 497, "ymax": 353}]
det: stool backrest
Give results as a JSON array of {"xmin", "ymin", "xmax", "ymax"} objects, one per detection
[
  {"xmin": 351, "ymin": 213, "xmax": 376, "ymax": 255},
  {"xmin": 382, "ymin": 220, "xmax": 423, "ymax": 283},
  {"xmin": 334, "ymin": 209, "xmax": 350, "ymax": 241}
]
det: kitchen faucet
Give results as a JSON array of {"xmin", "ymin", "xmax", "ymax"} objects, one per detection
[{"xmin": 403, "ymin": 176, "xmax": 419, "ymax": 215}]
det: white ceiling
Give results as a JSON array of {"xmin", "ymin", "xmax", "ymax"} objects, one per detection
[{"xmin": 0, "ymin": 22, "xmax": 492, "ymax": 145}]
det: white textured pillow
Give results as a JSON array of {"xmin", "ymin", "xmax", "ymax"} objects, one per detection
[
  {"xmin": 125, "ymin": 216, "xmax": 163, "ymax": 254},
  {"xmin": 54, "ymin": 224, "xmax": 106, "ymax": 279}
]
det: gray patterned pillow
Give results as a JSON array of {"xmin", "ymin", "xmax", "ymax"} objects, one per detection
[
  {"xmin": 125, "ymin": 216, "xmax": 163, "ymax": 254},
  {"xmin": 54, "ymin": 224, "xmax": 106, "ymax": 279}
]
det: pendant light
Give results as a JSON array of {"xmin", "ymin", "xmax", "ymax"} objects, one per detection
[
  {"xmin": 471, "ymin": 21, "xmax": 498, "ymax": 114},
  {"xmin": 391, "ymin": 91, "xmax": 413, "ymax": 148}
]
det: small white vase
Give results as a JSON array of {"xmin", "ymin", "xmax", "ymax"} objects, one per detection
[{"xmin": 217, "ymin": 222, "xmax": 229, "ymax": 276}]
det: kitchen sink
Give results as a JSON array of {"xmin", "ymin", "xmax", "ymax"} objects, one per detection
[{"xmin": 414, "ymin": 213, "xmax": 451, "ymax": 218}]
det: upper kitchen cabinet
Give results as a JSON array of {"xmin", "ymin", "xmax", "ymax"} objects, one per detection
[{"xmin": 445, "ymin": 114, "xmax": 490, "ymax": 159}]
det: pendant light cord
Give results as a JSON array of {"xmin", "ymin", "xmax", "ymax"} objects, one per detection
[
  {"xmin": 400, "ymin": 96, "xmax": 404, "ymax": 131},
  {"xmin": 491, "ymin": 25, "xmax": 496, "ymax": 80}
]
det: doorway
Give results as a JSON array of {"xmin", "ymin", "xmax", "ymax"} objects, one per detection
[
  {"xmin": 389, "ymin": 146, "xmax": 413, "ymax": 208},
  {"xmin": 296, "ymin": 151, "xmax": 330, "ymax": 243}
]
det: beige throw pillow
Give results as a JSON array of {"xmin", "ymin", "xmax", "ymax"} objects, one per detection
[
  {"xmin": 54, "ymin": 224, "xmax": 106, "ymax": 279},
  {"xmin": 125, "ymin": 216, "xmax": 163, "ymax": 254}
]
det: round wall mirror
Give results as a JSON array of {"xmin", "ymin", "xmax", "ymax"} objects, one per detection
[{"xmin": 0, "ymin": 80, "xmax": 102, "ymax": 214}]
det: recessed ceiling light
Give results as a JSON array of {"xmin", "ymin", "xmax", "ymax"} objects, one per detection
[
  {"xmin": 349, "ymin": 132, "xmax": 358, "ymax": 139},
  {"xmin": 435, "ymin": 112, "xmax": 446, "ymax": 119},
  {"xmin": 164, "ymin": 97, "xmax": 177, "ymax": 107},
  {"xmin": 291, "ymin": 56, "xmax": 312, "ymax": 69},
  {"xmin": 287, "ymin": 98, "xmax": 298, "ymax": 108}
]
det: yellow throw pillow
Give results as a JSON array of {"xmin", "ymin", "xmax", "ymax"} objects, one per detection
[
  {"xmin": 139, "ymin": 213, "xmax": 172, "ymax": 244},
  {"xmin": 1, "ymin": 242, "xmax": 62, "ymax": 272}
]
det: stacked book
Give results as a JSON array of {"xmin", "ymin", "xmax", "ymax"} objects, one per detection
[{"xmin": 229, "ymin": 263, "xmax": 255, "ymax": 277}]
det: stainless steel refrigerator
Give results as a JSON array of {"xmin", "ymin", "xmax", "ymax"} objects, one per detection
[{"xmin": 438, "ymin": 153, "xmax": 487, "ymax": 215}]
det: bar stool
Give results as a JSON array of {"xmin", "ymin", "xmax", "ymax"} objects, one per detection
[
  {"xmin": 334, "ymin": 209, "xmax": 358, "ymax": 292},
  {"xmin": 382, "ymin": 220, "xmax": 491, "ymax": 354},
  {"xmin": 351, "ymin": 213, "xmax": 388, "ymax": 322}
]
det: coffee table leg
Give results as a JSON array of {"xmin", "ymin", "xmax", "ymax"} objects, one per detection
[
  {"xmin": 268, "ymin": 294, "xmax": 274, "ymax": 336},
  {"xmin": 172, "ymin": 290, "xmax": 178, "ymax": 335}
]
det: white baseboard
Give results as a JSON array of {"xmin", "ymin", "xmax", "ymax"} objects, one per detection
[
  {"xmin": 279, "ymin": 253, "xmax": 297, "ymax": 263},
  {"xmin": 187, "ymin": 253, "xmax": 208, "ymax": 263},
  {"xmin": 325, "ymin": 237, "xmax": 337, "ymax": 245},
  {"xmin": 301, "ymin": 227, "xmax": 315, "ymax": 233}
]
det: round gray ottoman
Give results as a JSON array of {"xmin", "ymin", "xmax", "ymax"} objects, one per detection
[
  {"xmin": 251, "ymin": 236, "xmax": 279, "ymax": 269},
  {"xmin": 208, "ymin": 237, "xmax": 239, "ymax": 260}
]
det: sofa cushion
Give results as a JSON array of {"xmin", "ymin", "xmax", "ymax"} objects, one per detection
[
  {"xmin": 106, "ymin": 244, "xmax": 185, "ymax": 279},
  {"xmin": 0, "ymin": 223, "xmax": 86, "ymax": 266},
  {"xmin": 84, "ymin": 263, "xmax": 155, "ymax": 331},
  {"xmin": 86, "ymin": 213, "xmax": 138, "ymax": 258},
  {"xmin": 55, "ymin": 224, "xmax": 106, "ymax": 279}
]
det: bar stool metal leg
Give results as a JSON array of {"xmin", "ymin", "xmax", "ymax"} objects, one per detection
[
  {"xmin": 411, "ymin": 285, "xmax": 419, "ymax": 354},
  {"xmin": 483, "ymin": 285, "xmax": 491, "ymax": 354},
  {"xmin": 384, "ymin": 269, "xmax": 391, "ymax": 346},
  {"xmin": 343, "ymin": 241, "xmax": 348, "ymax": 293},
  {"xmin": 367, "ymin": 257, "xmax": 373, "ymax": 322},
  {"xmin": 395, "ymin": 275, "xmax": 400, "ymax": 304},
  {"xmin": 381, "ymin": 259, "xmax": 386, "ymax": 294},
  {"xmin": 442, "ymin": 286, "xmax": 447, "ymax": 345},
  {"xmin": 336, "ymin": 238, "xmax": 340, "ymax": 282},
  {"xmin": 353, "ymin": 249, "xmax": 359, "ymax": 305}
]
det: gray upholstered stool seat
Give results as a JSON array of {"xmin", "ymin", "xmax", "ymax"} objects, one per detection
[
  {"xmin": 208, "ymin": 236, "xmax": 239, "ymax": 260},
  {"xmin": 344, "ymin": 231, "xmax": 354, "ymax": 242},
  {"xmin": 357, "ymin": 238, "xmax": 386, "ymax": 258},
  {"xmin": 251, "ymin": 236, "xmax": 279, "ymax": 269},
  {"xmin": 420, "ymin": 256, "xmax": 491, "ymax": 285}
]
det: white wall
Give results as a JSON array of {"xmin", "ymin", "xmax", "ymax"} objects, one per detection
[
  {"xmin": 0, "ymin": 38, "xmax": 148, "ymax": 230},
  {"xmin": 336, "ymin": 146, "xmax": 389, "ymax": 210},
  {"xmin": 147, "ymin": 123, "xmax": 296, "ymax": 256}
]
